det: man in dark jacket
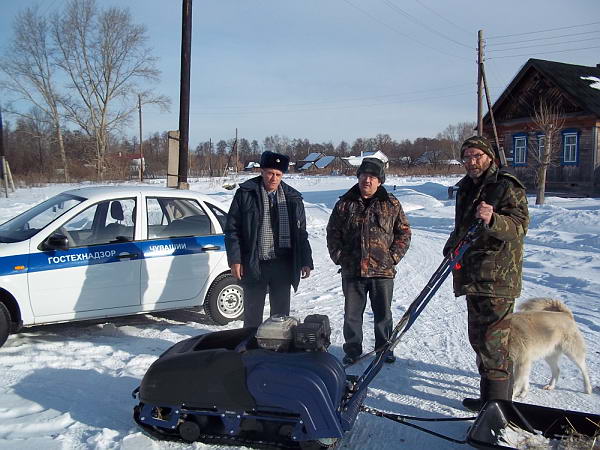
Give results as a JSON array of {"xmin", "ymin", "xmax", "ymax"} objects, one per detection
[
  {"xmin": 327, "ymin": 158, "xmax": 411, "ymax": 365},
  {"xmin": 444, "ymin": 136, "xmax": 529, "ymax": 411},
  {"xmin": 225, "ymin": 151, "xmax": 313, "ymax": 328}
]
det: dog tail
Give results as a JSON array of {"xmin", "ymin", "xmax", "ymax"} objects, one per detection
[{"xmin": 517, "ymin": 297, "xmax": 574, "ymax": 318}]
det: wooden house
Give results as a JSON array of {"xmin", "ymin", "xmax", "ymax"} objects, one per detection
[{"xmin": 483, "ymin": 58, "xmax": 600, "ymax": 195}]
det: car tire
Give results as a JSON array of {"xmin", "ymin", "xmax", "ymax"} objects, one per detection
[
  {"xmin": 0, "ymin": 303, "xmax": 10, "ymax": 348},
  {"xmin": 204, "ymin": 274, "xmax": 244, "ymax": 325}
]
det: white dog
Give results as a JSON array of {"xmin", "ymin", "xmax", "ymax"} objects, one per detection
[{"xmin": 509, "ymin": 297, "xmax": 592, "ymax": 398}]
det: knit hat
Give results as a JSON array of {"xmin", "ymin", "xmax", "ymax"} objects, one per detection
[
  {"xmin": 357, "ymin": 157, "xmax": 385, "ymax": 183},
  {"xmin": 460, "ymin": 136, "xmax": 495, "ymax": 160},
  {"xmin": 260, "ymin": 151, "xmax": 289, "ymax": 173}
]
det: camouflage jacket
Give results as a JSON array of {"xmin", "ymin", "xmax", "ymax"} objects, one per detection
[
  {"xmin": 326, "ymin": 185, "xmax": 411, "ymax": 278},
  {"xmin": 443, "ymin": 164, "xmax": 529, "ymax": 298}
]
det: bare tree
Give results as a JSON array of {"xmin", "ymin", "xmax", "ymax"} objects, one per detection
[
  {"xmin": 528, "ymin": 99, "xmax": 565, "ymax": 205},
  {"xmin": 0, "ymin": 7, "xmax": 70, "ymax": 181},
  {"xmin": 437, "ymin": 121, "xmax": 476, "ymax": 160},
  {"xmin": 51, "ymin": 0, "xmax": 168, "ymax": 180}
]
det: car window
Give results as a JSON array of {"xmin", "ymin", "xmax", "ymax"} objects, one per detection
[
  {"xmin": 205, "ymin": 202, "xmax": 227, "ymax": 231},
  {"xmin": 0, "ymin": 193, "xmax": 84, "ymax": 243},
  {"xmin": 147, "ymin": 197, "xmax": 213, "ymax": 239},
  {"xmin": 59, "ymin": 198, "xmax": 136, "ymax": 247}
]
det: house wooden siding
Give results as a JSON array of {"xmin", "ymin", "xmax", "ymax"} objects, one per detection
[{"xmin": 483, "ymin": 59, "xmax": 600, "ymax": 196}]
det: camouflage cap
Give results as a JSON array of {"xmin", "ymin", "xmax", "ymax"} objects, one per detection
[{"xmin": 460, "ymin": 136, "xmax": 495, "ymax": 160}]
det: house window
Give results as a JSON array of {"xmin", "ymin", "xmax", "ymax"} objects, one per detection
[
  {"xmin": 537, "ymin": 134, "xmax": 545, "ymax": 160},
  {"xmin": 513, "ymin": 134, "xmax": 527, "ymax": 166},
  {"xmin": 562, "ymin": 131, "xmax": 578, "ymax": 165}
]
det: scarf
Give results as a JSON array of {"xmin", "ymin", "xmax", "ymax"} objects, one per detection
[{"xmin": 258, "ymin": 183, "xmax": 291, "ymax": 260}]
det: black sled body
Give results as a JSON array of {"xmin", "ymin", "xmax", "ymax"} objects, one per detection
[{"xmin": 133, "ymin": 326, "xmax": 365, "ymax": 449}]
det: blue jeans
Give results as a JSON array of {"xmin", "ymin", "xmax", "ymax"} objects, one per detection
[{"xmin": 342, "ymin": 277, "xmax": 394, "ymax": 358}]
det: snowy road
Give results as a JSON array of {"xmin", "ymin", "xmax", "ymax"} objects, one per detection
[{"xmin": 1, "ymin": 176, "xmax": 598, "ymax": 449}]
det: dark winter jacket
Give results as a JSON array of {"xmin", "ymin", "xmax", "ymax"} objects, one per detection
[
  {"xmin": 443, "ymin": 164, "xmax": 529, "ymax": 298},
  {"xmin": 326, "ymin": 184, "xmax": 411, "ymax": 278},
  {"xmin": 224, "ymin": 176, "xmax": 313, "ymax": 291}
]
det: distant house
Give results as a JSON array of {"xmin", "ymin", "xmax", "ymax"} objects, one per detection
[
  {"xmin": 244, "ymin": 162, "xmax": 261, "ymax": 172},
  {"xmin": 343, "ymin": 150, "xmax": 389, "ymax": 168},
  {"xmin": 297, "ymin": 153, "xmax": 349, "ymax": 174},
  {"xmin": 483, "ymin": 58, "xmax": 600, "ymax": 195}
]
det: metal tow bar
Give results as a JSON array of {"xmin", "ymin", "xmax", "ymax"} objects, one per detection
[{"xmin": 360, "ymin": 405, "xmax": 476, "ymax": 444}]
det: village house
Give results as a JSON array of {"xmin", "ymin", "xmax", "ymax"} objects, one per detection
[{"xmin": 483, "ymin": 58, "xmax": 600, "ymax": 196}]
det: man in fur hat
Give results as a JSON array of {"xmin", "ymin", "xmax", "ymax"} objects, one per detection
[
  {"xmin": 444, "ymin": 136, "xmax": 529, "ymax": 411},
  {"xmin": 326, "ymin": 157, "xmax": 411, "ymax": 365},
  {"xmin": 225, "ymin": 151, "xmax": 313, "ymax": 327}
]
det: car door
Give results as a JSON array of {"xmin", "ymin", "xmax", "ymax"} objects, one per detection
[
  {"xmin": 28, "ymin": 197, "xmax": 142, "ymax": 319},
  {"xmin": 140, "ymin": 196, "xmax": 224, "ymax": 306}
]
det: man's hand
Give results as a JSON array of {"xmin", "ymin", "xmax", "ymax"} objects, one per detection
[
  {"xmin": 230, "ymin": 263, "xmax": 243, "ymax": 280},
  {"xmin": 476, "ymin": 201, "xmax": 494, "ymax": 225},
  {"xmin": 301, "ymin": 266, "xmax": 311, "ymax": 279}
]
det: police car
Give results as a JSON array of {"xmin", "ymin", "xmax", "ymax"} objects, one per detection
[{"xmin": 0, "ymin": 186, "xmax": 243, "ymax": 348}]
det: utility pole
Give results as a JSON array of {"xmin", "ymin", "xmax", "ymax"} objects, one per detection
[
  {"xmin": 138, "ymin": 94, "xmax": 144, "ymax": 182},
  {"xmin": 208, "ymin": 138, "xmax": 212, "ymax": 177},
  {"xmin": 234, "ymin": 127, "xmax": 238, "ymax": 174},
  {"xmin": 178, "ymin": 0, "xmax": 192, "ymax": 189},
  {"xmin": 477, "ymin": 29, "xmax": 484, "ymax": 135},
  {"xmin": 0, "ymin": 107, "xmax": 7, "ymax": 198}
]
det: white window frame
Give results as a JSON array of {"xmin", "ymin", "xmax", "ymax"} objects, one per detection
[
  {"xmin": 537, "ymin": 134, "xmax": 545, "ymax": 160},
  {"xmin": 514, "ymin": 136, "xmax": 527, "ymax": 165},
  {"xmin": 563, "ymin": 133, "xmax": 577, "ymax": 163}
]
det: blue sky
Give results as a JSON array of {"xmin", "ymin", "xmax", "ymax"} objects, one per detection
[{"xmin": 1, "ymin": 0, "xmax": 599, "ymax": 148}]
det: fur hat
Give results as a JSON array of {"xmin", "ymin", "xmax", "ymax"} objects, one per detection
[
  {"xmin": 357, "ymin": 157, "xmax": 385, "ymax": 183},
  {"xmin": 460, "ymin": 136, "xmax": 495, "ymax": 160},
  {"xmin": 260, "ymin": 151, "xmax": 289, "ymax": 173}
]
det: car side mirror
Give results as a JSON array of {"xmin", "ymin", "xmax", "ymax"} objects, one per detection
[{"xmin": 43, "ymin": 233, "xmax": 69, "ymax": 251}]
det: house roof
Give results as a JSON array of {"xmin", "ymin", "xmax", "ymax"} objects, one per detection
[
  {"xmin": 299, "ymin": 162, "xmax": 313, "ymax": 170},
  {"xmin": 315, "ymin": 155, "xmax": 336, "ymax": 169},
  {"xmin": 302, "ymin": 152, "xmax": 323, "ymax": 162},
  {"xmin": 486, "ymin": 59, "xmax": 600, "ymax": 122}
]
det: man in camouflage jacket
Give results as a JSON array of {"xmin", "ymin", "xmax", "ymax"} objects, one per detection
[
  {"xmin": 444, "ymin": 136, "xmax": 529, "ymax": 411},
  {"xmin": 327, "ymin": 158, "xmax": 411, "ymax": 365}
]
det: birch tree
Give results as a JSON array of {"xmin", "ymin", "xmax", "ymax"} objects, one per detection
[
  {"xmin": 529, "ymin": 99, "xmax": 564, "ymax": 205},
  {"xmin": 52, "ymin": 0, "xmax": 168, "ymax": 180},
  {"xmin": 0, "ymin": 7, "xmax": 70, "ymax": 181}
]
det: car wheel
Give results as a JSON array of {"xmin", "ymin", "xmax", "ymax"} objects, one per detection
[
  {"xmin": 204, "ymin": 274, "xmax": 244, "ymax": 325},
  {"xmin": 0, "ymin": 303, "xmax": 10, "ymax": 348}
]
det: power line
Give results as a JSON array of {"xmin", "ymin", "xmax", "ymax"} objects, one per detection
[
  {"xmin": 194, "ymin": 83, "xmax": 475, "ymax": 110},
  {"xmin": 340, "ymin": 0, "xmax": 472, "ymax": 61},
  {"xmin": 381, "ymin": 0, "xmax": 473, "ymax": 49},
  {"xmin": 487, "ymin": 21, "xmax": 600, "ymax": 39},
  {"xmin": 487, "ymin": 36, "xmax": 600, "ymax": 53},
  {"xmin": 488, "ymin": 44, "xmax": 600, "ymax": 60},
  {"xmin": 413, "ymin": 0, "xmax": 472, "ymax": 36},
  {"xmin": 146, "ymin": 89, "xmax": 476, "ymax": 117},
  {"xmin": 487, "ymin": 29, "xmax": 600, "ymax": 47}
]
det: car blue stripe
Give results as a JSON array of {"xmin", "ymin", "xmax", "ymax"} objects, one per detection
[{"xmin": 0, "ymin": 235, "xmax": 225, "ymax": 275}]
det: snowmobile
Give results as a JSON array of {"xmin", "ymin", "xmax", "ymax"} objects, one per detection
[{"xmin": 132, "ymin": 220, "xmax": 600, "ymax": 449}]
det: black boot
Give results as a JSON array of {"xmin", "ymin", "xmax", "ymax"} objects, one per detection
[
  {"xmin": 486, "ymin": 378, "xmax": 510, "ymax": 402},
  {"xmin": 462, "ymin": 378, "xmax": 487, "ymax": 412}
]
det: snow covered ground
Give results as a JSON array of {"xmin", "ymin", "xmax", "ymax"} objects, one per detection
[{"xmin": 0, "ymin": 175, "xmax": 598, "ymax": 450}]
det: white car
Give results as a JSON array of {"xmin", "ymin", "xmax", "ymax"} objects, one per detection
[{"xmin": 0, "ymin": 186, "xmax": 244, "ymax": 347}]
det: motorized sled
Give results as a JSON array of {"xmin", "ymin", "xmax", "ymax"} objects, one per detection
[{"xmin": 133, "ymin": 314, "xmax": 370, "ymax": 449}]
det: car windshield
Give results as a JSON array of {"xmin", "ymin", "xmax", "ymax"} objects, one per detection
[{"xmin": 0, "ymin": 193, "xmax": 85, "ymax": 243}]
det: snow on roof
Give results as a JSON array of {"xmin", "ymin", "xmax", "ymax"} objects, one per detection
[
  {"xmin": 245, "ymin": 162, "xmax": 260, "ymax": 169},
  {"xmin": 343, "ymin": 156, "xmax": 363, "ymax": 167},
  {"xmin": 315, "ymin": 155, "xmax": 335, "ymax": 169},
  {"xmin": 303, "ymin": 152, "xmax": 322, "ymax": 162},
  {"xmin": 299, "ymin": 162, "xmax": 313, "ymax": 170},
  {"xmin": 581, "ymin": 76, "xmax": 600, "ymax": 90}
]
